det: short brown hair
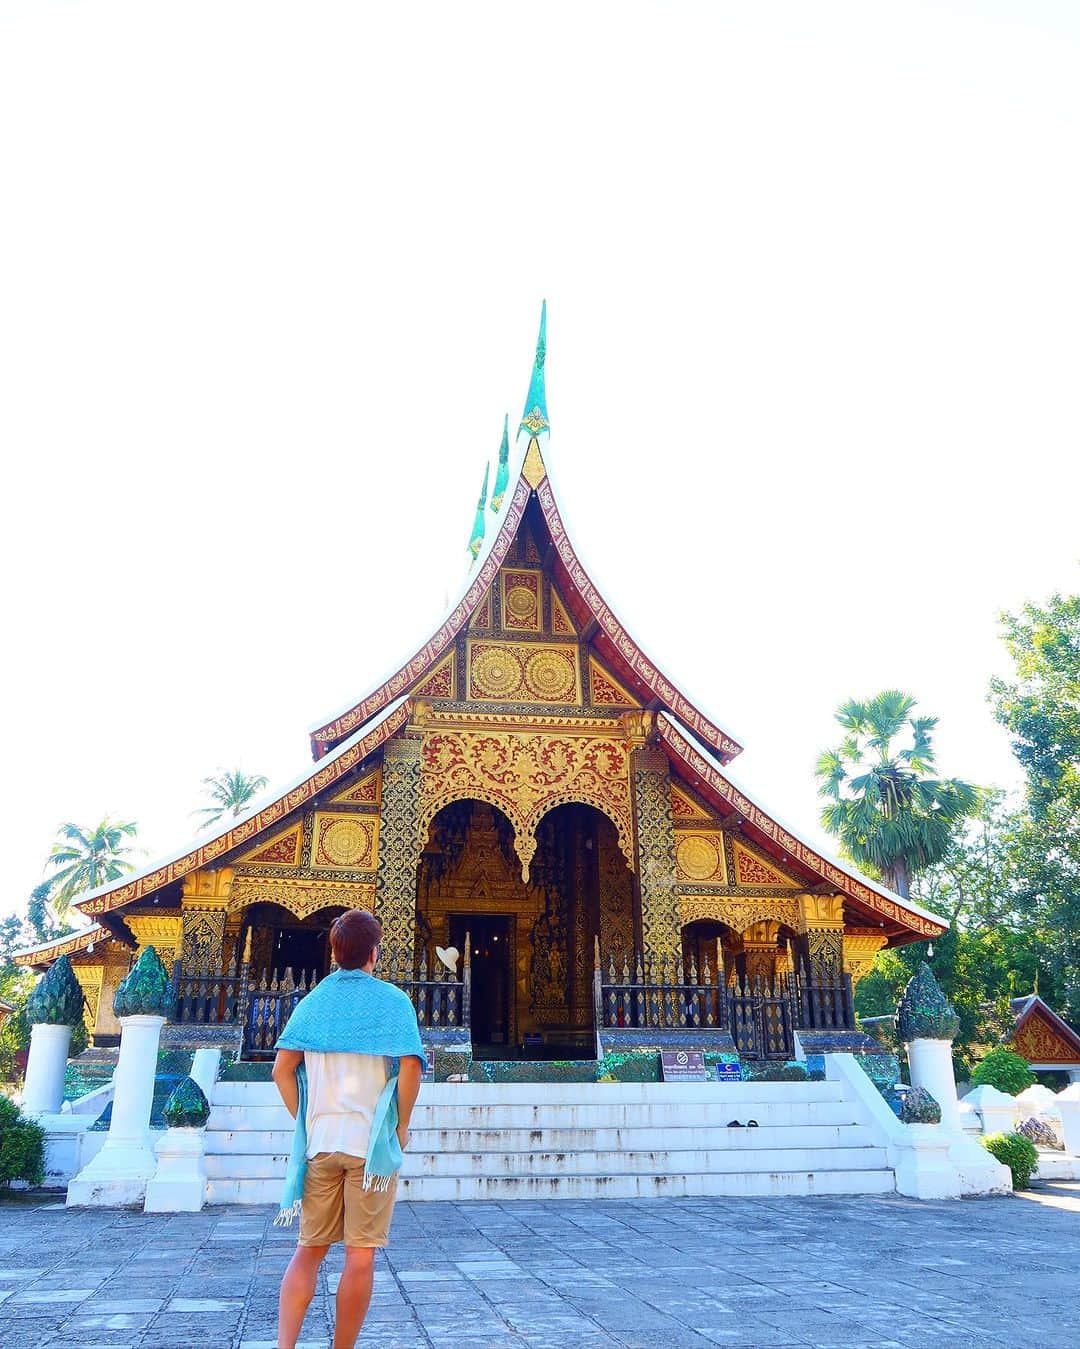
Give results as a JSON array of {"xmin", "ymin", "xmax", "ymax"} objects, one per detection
[{"xmin": 330, "ymin": 909, "xmax": 382, "ymax": 971}]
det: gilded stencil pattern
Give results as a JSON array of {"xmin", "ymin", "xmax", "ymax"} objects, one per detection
[
  {"xmin": 419, "ymin": 728, "xmax": 634, "ymax": 882},
  {"xmin": 413, "ymin": 654, "xmax": 455, "ymax": 699},
  {"xmin": 733, "ymin": 840, "xmax": 794, "ymax": 887},
  {"xmin": 632, "ymin": 757, "xmax": 681, "ymax": 961},
  {"xmin": 677, "ymin": 894, "xmax": 801, "ymax": 933},
  {"xmin": 807, "ymin": 928, "xmax": 844, "ymax": 981},
  {"xmin": 313, "ymin": 814, "xmax": 379, "ymax": 870},
  {"xmin": 230, "ymin": 877, "xmax": 374, "ymax": 922},
  {"xmin": 550, "ymin": 589, "xmax": 575, "ymax": 636},
  {"xmin": 1013, "ymin": 1015, "xmax": 1079, "ymax": 1065},
  {"xmin": 181, "ymin": 908, "xmax": 227, "ymax": 968},
  {"xmin": 375, "ymin": 740, "xmax": 424, "ymax": 969},
  {"xmin": 589, "ymin": 659, "xmax": 638, "ymax": 709},
  {"xmin": 675, "ymin": 832, "xmax": 727, "ymax": 884},
  {"xmin": 468, "ymin": 640, "xmax": 580, "ymax": 704},
  {"xmin": 240, "ymin": 827, "xmax": 302, "ymax": 867},
  {"xmin": 328, "ymin": 769, "xmax": 381, "ymax": 807},
  {"xmin": 658, "ymin": 719, "xmax": 945, "ymax": 938},
  {"xmin": 500, "ymin": 569, "xmax": 542, "ymax": 633}
]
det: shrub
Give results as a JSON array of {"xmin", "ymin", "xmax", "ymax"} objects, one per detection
[
  {"xmin": 748, "ymin": 1063, "xmax": 808, "ymax": 1083},
  {"xmin": 981, "ymin": 1131, "xmax": 1039, "ymax": 1190},
  {"xmin": 971, "ymin": 1048, "xmax": 1036, "ymax": 1096},
  {"xmin": 0, "ymin": 1095, "xmax": 45, "ymax": 1187},
  {"xmin": 69, "ymin": 1019, "xmax": 89, "ymax": 1058}
]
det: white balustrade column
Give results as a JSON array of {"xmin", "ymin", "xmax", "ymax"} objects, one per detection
[
  {"xmin": 906, "ymin": 1037, "xmax": 961, "ymax": 1133},
  {"xmin": 22, "ymin": 1023, "xmax": 73, "ymax": 1116},
  {"xmin": 67, "ymin": 1013, "xmax": 166, "ymax": 1207}
]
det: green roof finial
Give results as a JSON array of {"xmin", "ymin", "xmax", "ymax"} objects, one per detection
[
  {"xmin": 518, "ymin": 300, "xmax": 549, "ymax": 441},
  {"xmin": 491, "ymin": 415, "xmax": 510, "ymax": 513},
  {"xmin": 468, "ymin": 461, "xmax": 490, "ymax": 561}
]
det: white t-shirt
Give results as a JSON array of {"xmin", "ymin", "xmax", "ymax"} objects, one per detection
[{"xmin": 303, "ymin": 1050, "xmax": 390, "ymax": 1160}]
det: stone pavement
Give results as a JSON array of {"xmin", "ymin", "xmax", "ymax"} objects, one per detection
[{"xmin": 0, "ymin": 1184, "xmax": 1078, "ymax": 1349}]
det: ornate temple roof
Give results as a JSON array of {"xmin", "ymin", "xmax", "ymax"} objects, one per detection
[
  {"xmin": 307, "ymin": 305, "xmax": 745, "ymax": 764},
  {"xmin": 13, "ymin": 305, "xmax": 941, "ymax": 953},
  {"xmin": 1009, "ymin": 994, "xmax": 1080, "ymax": 1068},
  {"xmin": 15, "ymin": 922, "xmax": 122, "ymax": 971}
]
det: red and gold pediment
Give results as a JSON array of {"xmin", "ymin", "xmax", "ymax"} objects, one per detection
[
  {"xmin": 237, "ymin": 825, "xmax": 302, "ymax": 868},
  {"xmin": 670, "ymin": 783, "xmax": 713, "ymax": 821},
  {"xmin": 588, "ymin": 657, "xmax": 639, "ymax": 709},
  {"xmin": 732, "ymin": 839, "xmax": 794, "ymax": 888},
  {"xmin": 412, "ymin": 652, "xmax": 456, "ymax": 700},
  {"xmin": 467, "ymin": 639, "xmax": 581, "ymax": 704},
  {"xmin": 327, "ymin": 768, "xmax": 382, "ymax": 807},
  {"xmin": 550, "ymin": 588, "xmax": 576, "ymax": 636},
  {"xmin": 469, "ymin": 585, "xmax": 494, "ymax": 631},
  {"xmin": 1011, "ymin": 1000, "xmax": 1080, "ymax": 1065}
]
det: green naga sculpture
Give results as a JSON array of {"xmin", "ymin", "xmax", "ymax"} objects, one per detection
[
  {"xmin": 162, "ymin": 1076, "xmax": 211, "ymax": 1129},
  {"xmin": 896, "ymin": 962, "xmax": 960, "ymax": 1043},
  {"xmin": 113, "ymin": 946, "xmax": 174, "ymax": 1019},
  {"xmin": 26, "ymin": 954, "xmax": 84, "ymax": 1026}
]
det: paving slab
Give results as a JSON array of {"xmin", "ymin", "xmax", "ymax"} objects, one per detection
[{"xmin": 0, "ymin": 1185, "xmax": 1077, "ymax": 1346}]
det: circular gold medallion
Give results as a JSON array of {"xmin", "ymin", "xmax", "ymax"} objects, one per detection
[
  {"xmin": 505, "ymin": 585, "xmax": 538, "ymax": 624},
  {"xmin": 321, "ymin": 818, "xmax": 372, "ymax": 867},
  {"xmin": 525, "ymin": 649, "xmax": 576, "ymax": 702},
  {"xmin": 677, "ymin": 834, "xmax": 722, "ymax": 882},
  {"xmin": 472, "ymin": 645, "xmax": 523, "ymax": 697}
]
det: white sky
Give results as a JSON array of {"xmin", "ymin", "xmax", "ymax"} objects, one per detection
[{"xmin": 1, "ymin": 2, "xmax": 1077, "ymax": 922}]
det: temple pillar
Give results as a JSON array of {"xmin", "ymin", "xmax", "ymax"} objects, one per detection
[
  {"xmin": 797, "ymin": 894, "xmax": 846, "ymax": 986},
  {"xmin": 628, "ymin": 734, "xmax": 680, "ymax": 964},
  {"xmin": 126, "ymin": 915, "xmax": 183, "ymax": 970},
  {"xmin": 179, "ymin": 869, "xmax": 234, "ymax": 971},
  {"xmin": 376, "ymin": 736, "xmax": 424, "ymax": 972},
  {"xmin": 742, "ymin": 920, "xmax": 780, "ymax": 988},
  {"xmin": 843, "ymin": 930, "xmax": 888, "ymax": 996},
  {"xmin": 72, "ymin": 963, "xmax": 104, "ymax": 1042}
]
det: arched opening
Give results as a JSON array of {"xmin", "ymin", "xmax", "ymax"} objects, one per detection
[
  {"xmin": 238, "ymin": 902, "xmax": 348, "ymax": 986},
  {"xmin": 416, "ymin": 799, "xmax": 635, "ymax": 1060}
]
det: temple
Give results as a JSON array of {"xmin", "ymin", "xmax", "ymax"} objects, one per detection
[{"xmin": 21, "ymin": 305, "xmax": 945, "ymax": 1068}]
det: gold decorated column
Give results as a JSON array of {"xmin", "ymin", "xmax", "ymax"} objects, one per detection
[
  {"xmin": 180, "ymin": 868, "xmax": 234, "ymax": 970},
  {"xmin": 843, "ymin": 929, "xmax": 888, "ymax": 995},
  {"xmin": 625, "ymin": 714, "xmax": 680, "ymax": 964},
  {"xmin": 797, "ymin": 893, "xmax": 846, "ymax": 984},
  {"xmin": 375, "ymin": 736, "xmax": 424, "ymax": 972}
]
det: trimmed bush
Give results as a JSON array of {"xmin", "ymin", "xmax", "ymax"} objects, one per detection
[
  {"xmin": 747, "ymin": 1063, "xmax": 808, "ymax": 1083},
  {"xmin": 971, "ymin": 1048, "xmax": 1036, "ymax": 1096},
  {"xmin": 0, "ymin": 1095, "xmax": 46, "ymax": 1188},
  {"xmin": 981, "ymin": 1131, "xmax": 1038, "ymax": 1190}
]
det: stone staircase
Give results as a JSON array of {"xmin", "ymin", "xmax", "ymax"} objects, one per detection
[{"xmin": 203, "ymin": 1079, "xmax": 896, "ymax": 1203}]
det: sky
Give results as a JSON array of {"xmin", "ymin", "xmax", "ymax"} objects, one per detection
[{"xmin": 1, "ymin": 2, "xmax": 1077, "ymax": 924}]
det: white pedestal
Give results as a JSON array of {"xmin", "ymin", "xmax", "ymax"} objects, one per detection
[
  {"xmin": 22, "ymin": 1023, "xmax": 73, "ymax": 1116},
  {"xmin": 1058, "ymin": 1086, "xmax": 1080, "ymax": 1154},
  {"xmin": 67, "ymin": 1014, "xmax": 166, "ymax": 1207},
  {"xmin": 964, "ymin": 1084, "xmax": 1018, "ymax": 1136},
  {"xmin": 144, "ymin": 1128, "xmax": 207, "ymax": 1213},
  {"xmin": 906, "ymin": 1037, "xmax": 960, "ymax": 1132}
]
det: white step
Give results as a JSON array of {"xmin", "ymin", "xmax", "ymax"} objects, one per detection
[{"xmin": 206, "ymin": 1167, "xmax": 895, "ymax": 1205}]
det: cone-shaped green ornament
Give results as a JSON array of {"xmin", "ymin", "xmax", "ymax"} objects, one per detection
[
  {"xmin": 468, "ymin": 462, "xmax": 489, "ymax": 561},
  {"xmin": 163, "ymin": 1075, "xmax": 211, "ymax": 1128},
  {"xmin": 895, "ymin": 962, "xmax": 960, "ymax": 1043},
  {"xmin": 900, "ymin": 1085, "xmax": 942, "ymax": 1124},
  {"xmin": 113, "ymin": 946, "xmax": 173, "ymax": 1019},
  {"xmin": 26, "ymin": 954, "xmax": 84, "ymax": 1027},
  {"xmin": 490, "ymin": 415, "xmax": 510, "ymax": 513},
  {"xmin": 518, "ymin": 301, "xmax": 549, "ymax": 440}
]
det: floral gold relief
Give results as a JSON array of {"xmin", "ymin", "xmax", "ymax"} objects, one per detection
[{"xmin": 468, "ymin": 640, "xmax": 580, "ymax": 704}]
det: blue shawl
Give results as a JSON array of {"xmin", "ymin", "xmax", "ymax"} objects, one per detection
[{"xmin": 272, "ymin": 969, "xmax": 427, "ymax": 1226}]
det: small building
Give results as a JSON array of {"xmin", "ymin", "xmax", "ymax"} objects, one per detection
[
  {"xmin": 1010, "ymin": 994, "xmax": 1080, "ymax": 1084},
  {"xmin": 21, "ymin": 308, "xmax": 944, "ymax": 1067}
]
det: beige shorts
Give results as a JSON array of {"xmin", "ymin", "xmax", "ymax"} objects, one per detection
[{"xmin": 298, "ymin": 1151, "xmax": 398, "ymax": 1249}]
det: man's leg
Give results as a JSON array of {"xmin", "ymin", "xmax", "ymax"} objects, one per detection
[
  {"xmin": 332, "ymin": 1245, "xmax": 376, "ymax": 1349},
  {"xmin": 277, "ymin": 1243, "xmax": 328, "ymax": 1349}
]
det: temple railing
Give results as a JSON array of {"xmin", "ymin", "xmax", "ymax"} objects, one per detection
[
  {"xmin": 169, "ymin": 944, "xmax": 471, "ymax": 1058},
  {"xmin": 593, "ymin": 945, "xmax": 854, "ymax": 1061}
]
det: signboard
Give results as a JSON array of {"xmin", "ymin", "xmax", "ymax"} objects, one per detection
[
  {"xmin": 715, "ymin": 1061, "xmax": 744, "ymax": 1083},
  {"xmin": 660, "ymin": 1049, "xmax": 707, "ymax": 1082},
  {"xmin": 421, "ymin": 1048, "xmax": 436, "ymax": 1081}
]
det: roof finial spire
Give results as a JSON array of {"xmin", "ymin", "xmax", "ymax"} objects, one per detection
[
  {"xmin": 490, "ymin": 414, "xmax": 510, "ymax": 513},
  {"xmin": 518, "ymin": 300, "xmax": 549, "ymax": 443},
  {"xmin": 468, "ymin": 462, "xmax": 490, "ymax": 560}
]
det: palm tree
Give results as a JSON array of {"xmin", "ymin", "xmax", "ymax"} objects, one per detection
[
  {"xmin": 815, "ymin": 690, "xmax": 980, "ymax": 899},
  {"xmin": 195, "ymin": 769, "xmax": 269, "ymax": 829},
  {"xmin": 43, "ymin": 818, "xmax": 140, "ymax": 918}
]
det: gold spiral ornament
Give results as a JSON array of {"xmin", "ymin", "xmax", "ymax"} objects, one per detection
[
  {"xmin": 676, "ymin": 834, "xmax": 722, "ymax": 882},
  {"xmin": 525, "ymin": 649, "xmax": 576, "ymax": 702},
  {"xmin": 471, "ymin": 645, "xmax": 524, "ymax": 698},
  {"xmin": 320, "ymin": 818, "xmax": 372, "ymax": 867},
  {"xmin": 505, "ymin": 585, "xmax": 538, "ymax": 623}
]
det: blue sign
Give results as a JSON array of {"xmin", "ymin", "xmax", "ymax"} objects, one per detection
[{"xmin": 715, "ymin": 1062, "xmax": 743, "ymax": 1082}]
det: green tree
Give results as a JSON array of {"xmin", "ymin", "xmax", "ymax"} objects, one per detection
[
  {"xmin": 194, "ymin": 769, "xmax": 269, "ymax": 830},
  {"xmin": 990, "ymin": 589, "xmax": 1080, "ymax": 1020},
  {"xmin": 41, "ymin": 818, "xmax": 139, "ymax": 920},
  {"xmin": 816, "ymin": 690, "xmax": 981, "ymax": 897}
]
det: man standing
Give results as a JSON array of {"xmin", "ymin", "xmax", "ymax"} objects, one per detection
[{"xmin": 271, "ymin": 909, "xmax": 425, "ymax": 1349}]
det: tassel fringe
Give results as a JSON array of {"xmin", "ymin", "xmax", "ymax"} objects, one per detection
[
  {"xmin": 363, "ymin": 1171, "xmax": 395, "ymax": 1194},
  {"xmin": 273, "ymin": 1201, "xmax": 301, "ymax": 1228}
]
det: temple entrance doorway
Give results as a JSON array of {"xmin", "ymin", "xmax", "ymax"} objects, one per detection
[
  {"xmin": 238, "ymin": 902, "xmax": 347, "ymax": 987},
  {"xmin": 450, "ymin": 913, "xmax": 511, "ymax": 1056}
]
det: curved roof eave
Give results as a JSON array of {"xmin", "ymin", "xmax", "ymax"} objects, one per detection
[
  {"xmin": 15, "ymin": 922, "xmax": 112, "ymax": 969},
  {"xmin": 74, "ymin": 697, "xmax": 412, "ymax": 919},
  {"xmin": 657, "ymin": 712, "xmax": 947, "ymax": 940}
]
